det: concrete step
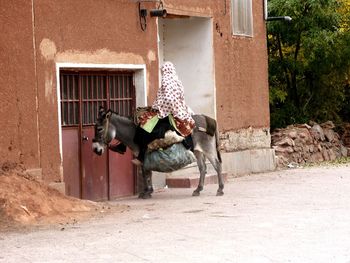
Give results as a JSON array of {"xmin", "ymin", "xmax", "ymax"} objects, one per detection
[{"xmin": 166, "ymin": 172, "xmax": 228, "ymax": 188}]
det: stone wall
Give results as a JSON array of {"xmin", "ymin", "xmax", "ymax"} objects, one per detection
[
  {"xmin": 218, "ymin": 127, "xmax": 275, "ymax": 176},
  {"xmin": 220, "ymin": 127, "xmax": 271, "ymax": 152},
  {"xmin": 272, "ymin": 121, "xmax": 349, "ymax": 167}
]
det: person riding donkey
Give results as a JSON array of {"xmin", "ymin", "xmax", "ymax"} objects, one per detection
[
  {"xmin": 132, "ymin": 61, "xmax": 195, "ymax": 165},
  {"xmin": 92, "ymin": 62, "xmax": 223, "ymax": 196}
]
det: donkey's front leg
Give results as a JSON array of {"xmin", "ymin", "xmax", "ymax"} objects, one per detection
[{"xmin": 138, "ymin": 168, "xmax": 154, "ymax": 199}]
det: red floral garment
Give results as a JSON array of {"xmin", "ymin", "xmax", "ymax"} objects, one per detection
[
  {"xmin": 152, "ymin": 62, "xmax": 195, "ymax": 136},
  {"xmin": 173, "ymin": 116, "xmax": 195, "ymax": 137},
  {"xmin": 135, "ymin": 107, "xmax": 158, "ymax": 127}
]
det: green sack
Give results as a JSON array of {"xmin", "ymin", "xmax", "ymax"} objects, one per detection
[{"xmin": 143, "ymin": 143, "xmax": 196, "ymax": 172}]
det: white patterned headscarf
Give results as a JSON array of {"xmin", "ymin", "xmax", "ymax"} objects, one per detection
[{"xmin": 152, "ymin": 62, "xmax": 194, "ymax": 124}]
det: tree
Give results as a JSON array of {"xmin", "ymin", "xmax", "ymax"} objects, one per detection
[{"xmin": 267, "ymin": 0, "xmax": 350, "ymax": 129}]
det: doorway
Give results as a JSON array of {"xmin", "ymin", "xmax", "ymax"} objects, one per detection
[
  {"xmin": 158, "ymin": 17, "xmax": 216, "ymax": 118},
  {"xmin": 59, "ymin": 70, "xmax": 136, "ymax": 201}
]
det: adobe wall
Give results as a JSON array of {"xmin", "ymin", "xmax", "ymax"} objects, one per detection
[
  {"xmin": 1, "ymin": 0, "xmax": 271, "ymax": 182},
  {"xmin": 0, "ymin": 1, "xmax": 41, "ymax": 172},
  {"xmin": 1, "ymin": 0, "xmax": 160, "ymax": 181},
  {"xmin": 33, "ymin": 0, "xmax": 161, "ymax": 182}
]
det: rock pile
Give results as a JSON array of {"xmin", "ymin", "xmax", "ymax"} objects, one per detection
[
  {"xmin": 271, "ymin": 121, "xmax": 349, "ymax": 167},
  {"xmin": 339, "ymin": 122, "xmax": 350, "ymax": 148}
]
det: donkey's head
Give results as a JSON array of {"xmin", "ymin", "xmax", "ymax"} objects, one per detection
[{"xmin": 92, "ymin": 107, "xmax": 116, "ymax": 155}]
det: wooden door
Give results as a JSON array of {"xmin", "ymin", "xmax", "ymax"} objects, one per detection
[
  {"xmin": 60, "ymin": 71, "xmax": 136, "ymax": 201},
  {"xmin": 107, "ymin": 74, "xmax": 136, "ymax": 199}
]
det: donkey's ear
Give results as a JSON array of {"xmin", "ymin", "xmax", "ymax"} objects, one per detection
[{"xmin": 98, "ymin": 106, "xmax": 106, "ymax": 116}]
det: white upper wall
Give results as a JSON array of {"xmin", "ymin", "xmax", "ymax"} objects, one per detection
[{"xmin": 159, "ymin": 17, "xmax": 215, "ymax": 118}]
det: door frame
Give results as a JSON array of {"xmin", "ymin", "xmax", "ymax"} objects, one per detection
[
  {"xmin": 56, "ymin": 63, "xmax": 148, "ymax": 199},
  {"xmin": 56, "ymin": 63, "xmax": 147, "ymax": 167},
  {"xmin": 157, "ymin": 17, "xmax": 216, "ymax": 119}
]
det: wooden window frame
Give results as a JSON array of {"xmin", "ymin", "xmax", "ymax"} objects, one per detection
[{"xmin": 231, "ymin": 0, "xmax": 254, "ymax": 37}]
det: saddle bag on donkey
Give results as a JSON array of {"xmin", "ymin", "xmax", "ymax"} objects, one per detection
[
  {"xmin": 135, "ymin": 107, "xmax": 196, "ymax": 172},
  {"xmin": 143, "ymin": 143, "xmax": 196, "ymax": 172}
]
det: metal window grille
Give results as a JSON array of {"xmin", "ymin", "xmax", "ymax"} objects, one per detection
[
  {"xmin": 109, "ymin": 74, "xmax": 134, "ymax": 119},
  {"xmin": 81, "ymin": 74, "xmax": 108, "ymax": 125},
  {"xmin": 60, "ymin": 71, "xmax": 135, "ymax": 127},
  {"xmin": 60, "ymin": 73, "xmax": 80, "ymax": 126}
]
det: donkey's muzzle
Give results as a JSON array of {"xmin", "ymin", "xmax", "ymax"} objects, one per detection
[
  {"xmin": 92, "ymin": 141, "xmax": 105, "ymax": 156},
  {"xmin": 93, "ymin": 148, "xmax": 103, "ymax": 156}
]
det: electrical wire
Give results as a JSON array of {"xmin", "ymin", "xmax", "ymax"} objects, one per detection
[
  {"xmin": 222, "ymin": 0, "xmax": 227, "ymax": 15},
  {"xmin": 138, "ymin": 2, "xmax": 147, "ymax": 31}
]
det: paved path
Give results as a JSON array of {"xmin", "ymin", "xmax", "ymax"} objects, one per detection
[{"xmin": 1, "ymin": 165, "xmax": 350, "ymax": 263}]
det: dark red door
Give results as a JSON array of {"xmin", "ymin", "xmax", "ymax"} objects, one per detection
[
  {"xmin": 107, "ymin": 74, "xmax": 136, "ymax": 199},
  {"xmin": 60, "ymin": 71, "xmax": 136, "ymax": 201}
]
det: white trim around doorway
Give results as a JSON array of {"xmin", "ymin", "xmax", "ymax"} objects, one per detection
[{"xmin": 55, "ymin": 62, "xmax": 147, "ymax": 163}]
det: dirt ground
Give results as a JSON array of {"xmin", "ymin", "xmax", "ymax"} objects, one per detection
[
  {"xmin": 1, "ymin": 164, "xmax": 350, "ymax": 262},
  {"xmin": 0, "ymin": 163, "xmax": 126, "ymax": 232}
]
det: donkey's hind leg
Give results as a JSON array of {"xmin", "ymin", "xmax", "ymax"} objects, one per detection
[
  {"xmin": 192, "ymin": 151, "xmax": 207, "ymax": 196},
  {"xmin": 207, "ymin": 154, "xmax": 224, "ymax": 196}
]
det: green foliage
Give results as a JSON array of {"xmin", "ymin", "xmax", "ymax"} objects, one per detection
[{"xmin": 267, "ymin": 0, "xmax": 350, "ymax": 129}]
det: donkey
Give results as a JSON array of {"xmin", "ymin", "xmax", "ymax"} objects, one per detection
[{"xmin": 92, "ymin": 107, "xmax": 224, "ymax": 198}]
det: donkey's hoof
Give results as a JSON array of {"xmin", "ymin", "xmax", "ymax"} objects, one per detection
[
  {"xmin": 139, "ymin": 192, "xmax": 152, "ymax": 199},
  {"xmin": 138, "ymin": 192, "xmax": 151, "ymax": 199},
  {"xmin": 216, "ymin": 190, "xmax": 224, "ymax": 196},
  {"xmin": 192, "ymin": 191, "xmax": 200, "ymax": 196},
  {"xmin": 142, "ymin": 194, "xmax": 152, "ymax": 199}
]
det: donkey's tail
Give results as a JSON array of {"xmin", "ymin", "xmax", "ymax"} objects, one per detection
[{"xmin": 214, "ymin": 122, "xmax": 222, "ymax": 163}]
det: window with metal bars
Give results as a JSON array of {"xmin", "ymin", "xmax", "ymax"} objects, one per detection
[{"xmin": 60, "ymin": 71, "xmax": 135, "ymax": 127}]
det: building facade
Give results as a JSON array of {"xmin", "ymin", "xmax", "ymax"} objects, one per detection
[{"xmin": 0, "ymin": 0, "xmax": 275, "ymax": 200}]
